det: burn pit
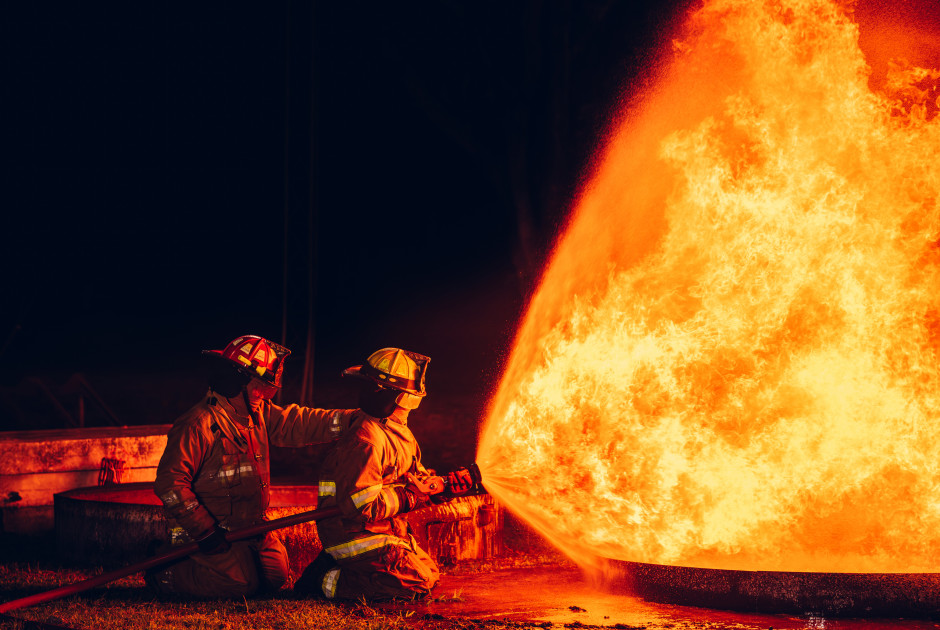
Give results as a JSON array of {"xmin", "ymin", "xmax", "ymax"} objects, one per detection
[
  {"xmin": 476, "ymin": 0, "xmax": 940, "ymax": 617},
  {"xmin": 54, "ymin": 482, "xmax": 501, "ymax": 579}
]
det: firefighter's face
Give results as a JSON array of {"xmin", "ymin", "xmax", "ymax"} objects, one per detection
[
  {"xmin": 359, "ymin": 383, "xmax": 401, "ymax": 418},
  {"xmin": 246, "ymin": 378, "xmax": 278, "ymax": 405}
]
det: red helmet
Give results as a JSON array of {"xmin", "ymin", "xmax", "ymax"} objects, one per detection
[{"xmin": 203, "ymin": 335, "xmax": 291, "ymax": 397}]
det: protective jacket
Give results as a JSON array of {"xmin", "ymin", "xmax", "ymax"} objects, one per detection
[
  {"xmin": 312, "ymin": 406, "xmax": 440, "ymax": 599},
  {"xmin": 151, "ymin": 393, "xmax": 356, "ymax": 597}
]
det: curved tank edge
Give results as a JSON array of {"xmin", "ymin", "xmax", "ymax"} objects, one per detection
[
  {"xmin": 606, "ymin": 558, "xmax": 940, "ymax": 617},
  {"xmin": 54, "ymin": 482, "xmax": 502, "ymax": 574}
]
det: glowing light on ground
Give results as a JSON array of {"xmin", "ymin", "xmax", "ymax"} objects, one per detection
[{"xmin": 478, "ymin": 0, "xmax": 940, "ymax": 573}]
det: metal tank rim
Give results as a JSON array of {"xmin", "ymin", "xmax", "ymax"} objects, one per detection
[
  {"xmin": 53, "ymin": 481, "xmax": 318, "ymax": 508},
  {"xmin": 607, "ymin": 557, "xmax": 940, "ymax": 617}
]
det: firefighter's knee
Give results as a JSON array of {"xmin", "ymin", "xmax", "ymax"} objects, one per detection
[{"xmin": 257, "ymin": 533, "xmax": 290, "ymax": 591}]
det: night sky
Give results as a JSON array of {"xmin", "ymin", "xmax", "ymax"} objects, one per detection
[{"xmin": 3, "ymin": 2, "xmax": 687, "ymax": 430}]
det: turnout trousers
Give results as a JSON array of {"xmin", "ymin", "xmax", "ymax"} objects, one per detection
[
  {"xmin": 296, "ymin": 534, "xmax": 439, "ymax": 600},
  {"xmin": 147, "ymin": 532, "xmax": 289, "ymax": 599}
]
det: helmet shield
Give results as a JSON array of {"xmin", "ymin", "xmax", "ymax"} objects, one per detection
[{"xmin": 249, "ymin": 379, "xmax": 281, "ymax": 401}]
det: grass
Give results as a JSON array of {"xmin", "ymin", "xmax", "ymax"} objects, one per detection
[
  {"xmin": 0, "ymin": 572, "xmax": 487, "ymax": 630},
  {"xmin": 0, "ymin": 553, "xmax": 574, "ymax": 630},
  {"xmin": 0, "ymin": 511, "xmax": 576, "ymax": 630},
  {"xmin": 0, "ymin": 589, "xmax": 430, "ymax": 630}
]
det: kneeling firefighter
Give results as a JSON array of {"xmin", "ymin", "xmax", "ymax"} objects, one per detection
[
  {"xmin": 293, "ymin": 348, "xmax": 474, "ymax": 600},
  {"xmin": 148, "ymin": 335, "xmax": 358, "ymax": 598}
]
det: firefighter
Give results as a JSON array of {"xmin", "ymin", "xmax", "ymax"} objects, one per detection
[
  {"xmin": 292, "ymin": 347, "xmax": 474, "ymax": 600},
  {"xmin": 147, "ymin": 334, "xmax": 357, "ymax": 599}
]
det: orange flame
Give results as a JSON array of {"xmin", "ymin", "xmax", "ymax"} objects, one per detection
[{"xmin": 478, "ymin": 0, "xmax": 940, "ymax": 573}]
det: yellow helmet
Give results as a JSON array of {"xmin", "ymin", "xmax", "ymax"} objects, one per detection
[{"xmin": 343, "ymin": 348, "xmax": 430, "ymax": 408}]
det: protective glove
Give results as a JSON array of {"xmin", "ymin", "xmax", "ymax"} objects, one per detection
[
  {"xmin": 406, "ymin": 472, "xmax": 445, "ymax": 495},
  {"xmin": 446, "ymin": 467, "xmax": 474, "ymax": 496},
  {"xmin": 393, "ymin": 472, "xmax": 445, "ymax": 514},
  {"xmin": 397, "ymin": 485, "xmax": 429, "ymax": 513},
  {"xmin": 429, "ymin": 467, "xmax": 475, "ymax": 504},
  {"xmin": 195, "ymin": 525, "xmax": 231, "ymax": 555}
]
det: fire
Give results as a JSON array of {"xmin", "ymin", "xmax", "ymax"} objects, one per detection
[{"xmin": 477, "ymin": 0, "xmax": 940, "ymax": 573}]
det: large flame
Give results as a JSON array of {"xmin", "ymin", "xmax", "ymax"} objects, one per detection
[{"xmin": 478, "ymin": 0, "xmax": 940, "ymax": 573}]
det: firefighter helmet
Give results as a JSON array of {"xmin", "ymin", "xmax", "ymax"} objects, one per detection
[
  {"xmin": 343, "ymin": 348, "xmax": 430, "ymax": 409},
  {"xmin": 203, "ymin": 335, "xmax": 291, "ymax": 392}
]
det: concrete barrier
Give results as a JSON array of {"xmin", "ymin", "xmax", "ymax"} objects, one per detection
[{"xmin": 0, "ymin": 425, "xmax": 170, "ymax": 533}]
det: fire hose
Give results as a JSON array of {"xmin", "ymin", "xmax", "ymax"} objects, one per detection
[
  {"xmin": 0, "ymin": 505, "xmax": 340, "ymax": 614},
  {"xmin": 0, "ymin": 463, "xmax": 486, "ymax": 615}
]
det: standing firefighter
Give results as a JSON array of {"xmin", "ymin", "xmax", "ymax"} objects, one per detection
[
  {"xmin": 148, "ymin": 335, "xmax": 357, "ymax": 598},
  {"xmin": 293, "ymin": 348, "xmax": 473, "ymax": 600}
]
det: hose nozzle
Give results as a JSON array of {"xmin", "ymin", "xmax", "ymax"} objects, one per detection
[
  {"xmin": 458, "ymin": 462, "xmax": 487, "ymax": 496},
  {"xmin": 467, "ymin": 462, "xmax": 483, "ymax": 486}
]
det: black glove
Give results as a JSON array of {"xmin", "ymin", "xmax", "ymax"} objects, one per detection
[
  {"xmin": 446, "ymin": 468, "xmax": 474, "ymax": 496},
  {"xmin": 196, "ymin": 525, "xmax": 231, "ymax": 555},
  {"xmin": 431, "ymin": 468, "xmax": 475, "ymax": 504},
  {"xmin": 394, "ymin": 483, "xmax": 428, "ymax": 514}
]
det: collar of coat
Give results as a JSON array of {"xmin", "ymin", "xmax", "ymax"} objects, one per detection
[
  {"xmin": 382, "ymin": 406, "xmax": 410, "ymax": 426},
  {"xmin": 204, "ymin": 391, "xmax": 260, "ymax": 452}
]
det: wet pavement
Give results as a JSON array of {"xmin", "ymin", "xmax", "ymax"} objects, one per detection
[{"xmin": 375, "ymin": 565, "xmax": 940, "ymax": 629}]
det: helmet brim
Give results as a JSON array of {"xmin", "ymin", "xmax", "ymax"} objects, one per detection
[
  {"xmin": 342, "ymin": 363, "xmax": 426, "ymax": 396},
  {"xmin": 342, "ymin": 365, "xmax": 366, "ymax": 379}
]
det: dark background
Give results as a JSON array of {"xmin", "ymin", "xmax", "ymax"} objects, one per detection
[{"xmin": 1, "ymin": 1, "xmax": 687, "ymax": 438}]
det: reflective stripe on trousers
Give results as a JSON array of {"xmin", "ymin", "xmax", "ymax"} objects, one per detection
[
  {"xmin": 322, "ymin": 568, "xmax": 340, "ymax": 599},
  {"xmin": 324, "ymin": 533, "xmax": 411, "ymax": 561}
]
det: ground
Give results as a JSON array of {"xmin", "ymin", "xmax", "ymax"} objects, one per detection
[
  {"xmin": 3, "ymin": 381, "xmax": 940, "ymax": 628},
  {"xmin": 2, "ymin": 532, "xmax": 940, "ymax": 630}
]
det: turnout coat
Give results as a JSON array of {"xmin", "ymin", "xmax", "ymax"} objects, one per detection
[
  {"xmin": 312, "ymin": 406, "xmax": 440, "ymax": 599},
  {"xmin": 151, "ymin": 393, "xmax": 356, "ymax": 597}
]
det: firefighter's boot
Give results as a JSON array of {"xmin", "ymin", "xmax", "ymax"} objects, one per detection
[{"xmin": 293, "ymin": 551, "xmax": 338, "ymax": 598}]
